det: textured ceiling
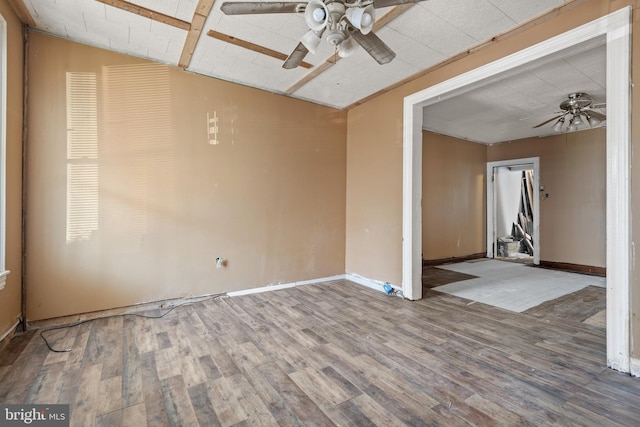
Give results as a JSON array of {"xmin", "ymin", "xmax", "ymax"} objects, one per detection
[
  {"xmin": 15, "ymin": 0, "xmax": 604, "ymax": 143},
  {"xmin": 422, "ymin": 40, "xmax": 606, "ymax": 144}
]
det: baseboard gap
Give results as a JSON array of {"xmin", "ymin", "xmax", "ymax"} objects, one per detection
[{"xmin": 422, "ymin": 253, "xmax": 486, "ymax": 267}]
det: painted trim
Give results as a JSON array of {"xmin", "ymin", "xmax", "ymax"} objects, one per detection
[
  {"xmin": 486, "ymin": 157, "xmax": 540, "ymax": 265},
  {"xmin": 403, "ymin": 7, "xmax": 631, "ymax": 372},
  {"xmin": 226, "ymin": 274, "xmax": 346, "ymax": 297},
  {"xmin": 227, "ymin": 273, "xmax": 401, "ymax": 298},
  {"xmin": 402, "ymin": 101, "xmax": 423, "ymax": 301},
  {"xmin": 605, "ymin": 7, "xmax": 632, "ymax": 373},
  {"xmin": 345, "ymin": 273, "xmax": 399, "ymax": 294}
]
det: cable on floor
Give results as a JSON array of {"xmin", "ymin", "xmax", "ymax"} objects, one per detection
[{"xmin": 39, "ymin": 293, "xmax": 226, "ymax": 353}]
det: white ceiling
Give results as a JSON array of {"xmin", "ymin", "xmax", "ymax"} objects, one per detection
[
  {"xmin": 423, "ymin": 39, "xmax": 606, "ymax": 144},
  {"xmin": 19, "ymin": 0, "xmax": 604, "ymax": 143}
]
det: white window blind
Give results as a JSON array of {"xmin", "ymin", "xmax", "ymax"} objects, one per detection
[{"xmin": 66, "ymin": 72, "xmax": 99, "ymax": 243}]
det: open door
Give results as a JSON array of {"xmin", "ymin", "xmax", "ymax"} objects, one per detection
[{"xmin": 487, "ymin": 158, "xmax": 540, "ymax": 265}]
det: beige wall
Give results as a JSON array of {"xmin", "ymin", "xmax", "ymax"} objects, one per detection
[
  {"xmin": 0, "ymin": 3, "xmax": 24, "ymax": 339},
  {"xmin": 420, "ymin": 127, "xmax": 606, "ymax": 267},
  {"xmin": 488, "ymin": 129, "xmax": 606, "ymax": 268},
  {"xmin": 422, "ymin": 131, "xmax": 486, "ymax": 260},
  {"xmin": 345, "ymin": 95, "xmax": 405, "ymax": 285},
  {"xmin": 26, "ymin": 33, "xmax": 347, "ymax": 320},
  {"xmin": 346, "ymin": 0, "xmax": 640, "ymax": 355}
]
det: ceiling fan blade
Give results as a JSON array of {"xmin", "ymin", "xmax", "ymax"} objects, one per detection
[
  {"xmin": 586, "ymin": 110, "xmax": 606, "ymax": 121},
  {"xmin": 283, "ymin": 42, "xmax": 309, "ymax": 69},
  {"xmin": 532, "ymin": 113, "xmax": 565, "ymax": 129},
  {"xmin": 220, "ymin": 2, "xmax": 303, "ymax": 15},
  {"xmin": 350, "ymin": 30, "xmax": 396, "ymax": 65},
  {"xmin": 373, "ymin": 0, "xmax": 427, "ymax": 8}
]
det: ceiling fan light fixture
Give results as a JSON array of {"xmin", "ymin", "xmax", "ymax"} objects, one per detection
[
  {"xmin": 571, "ymin": 113, "xmax": 583, "ymax": 126},
  {"xmin": 338, "ymin": 36, "xmax": 358, "ymax": 57},
  {"xmin": 534, "ymin": 93, "xmax": 606, "ymax": 132},
  {"xmin": 304, "ymin": 0, "xmax": 329, "ymax": 31},
  {"xmin": 301, "ymin": 30, "xmax": 321, "ymax": 54},
  {"xmin": 345, "ymin": 5, "xmax": 375, "ymax": 34},
  {"xmin": 586, "ymin": 114, "xmax": 602, "ymax": 128},
  {"xmin": 312, "ymin": 8, "xmax": 325, "ymax": 21},
  {"xmin": 552, "ymin": 117, "xmax": 565, "ymax": 132},
  {"xmin": 324, "ymin": 28, "xmax": 346, "ymax": 46}
]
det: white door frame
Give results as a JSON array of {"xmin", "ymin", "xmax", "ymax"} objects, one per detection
[
  {"xmin": 402, "ymin": 8, "xmax": 631, "ymax": 372},
  {"xmin": 486, "ymin": 158, "xmax": 540, "ymax": 265}
]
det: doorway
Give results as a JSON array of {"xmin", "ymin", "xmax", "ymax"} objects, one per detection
[
  {"xmin": 486, "ymin": 158, "xmax": 540, "ymax": 265},
  {"xmin": 402, "ymin": 8, "xmax": 631, "ymax": 372}
]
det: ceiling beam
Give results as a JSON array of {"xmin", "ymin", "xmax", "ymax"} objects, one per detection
[
  {"xmin": 195, "ymin": 0, "xmax": 216, "ymax": 16},
  {"xmin": 207, "ymin": 30, "xmax": 313, "ymax": 69},
  {"xmin": 284, "ymin": 3, "xmax": 413, "ymax": 96},
  {"xmin": 7, "ymin": 0, "xmax": 36, "ymax": 27},
  {"xmin": 179, "ymin": 0, "xmax": 216, "ymax": 68},
  {"xmin": 96, "ymin": 0, "xmax": 191, "ymax": 31},
  {"xmin": 285, "ymin": 58, "xmax": 336, "ymax": 95},
  {"xmin": 372, "ymin": 3, "xmax": 414, "ymax": 28}
]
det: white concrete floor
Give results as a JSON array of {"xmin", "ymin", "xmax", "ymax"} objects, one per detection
[{"xmin": 433, "ymin": 259, "xmax": 606, "ymax": 313}]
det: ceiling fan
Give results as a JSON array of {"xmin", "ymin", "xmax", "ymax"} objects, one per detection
[
  {"xmin": 220, "ymin": 0, "xmax": 427, "ymax": 69},
  {"xmin": 533, "ymin": 92, "xmax": 606, "ymax": 132}
]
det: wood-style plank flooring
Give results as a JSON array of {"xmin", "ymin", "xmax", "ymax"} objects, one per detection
[
  {"xmin": 1, "ymin": 279, "xmax": 639, "ymax": 426},
  {"xmin": 422, "ymin": 266, "xmax": 478, "ymax": 289}
]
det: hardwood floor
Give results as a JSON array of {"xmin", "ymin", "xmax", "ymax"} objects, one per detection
[
  {"xmin": 523, "ymin": 285, "xmax": 606, "ymax": 325},
  {"xmin": 422, "ymin": 266, "xmax": 477, "ymax": 289},
  {"xmin": 1, "ymin": 279, "xmax": 638, "ymax": 426}
]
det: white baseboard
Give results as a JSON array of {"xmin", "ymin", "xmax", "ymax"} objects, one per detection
[
  {"xmin": 630, "ymin": 357, "xmax": 640, "ymax": 377},
  {"xmin": 226, "ymin": 273, "xmax": 402, "ymax": 298},
  {"xmin": 29, "ymin": 274, "xmax": 398, "ymax": 328},
  {"xmin": 345, "ymin": 273, "xmax": 386, "ymax": 292},
  {"xmin": 345, "ymin": 273, "xmax": 400, "ymax": 295},
  {"xmin": 227, "ymin": 274, "xmax": 346, "ymax": 297}
]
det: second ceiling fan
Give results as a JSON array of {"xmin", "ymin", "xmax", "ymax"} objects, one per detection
[
  {"xmin": 533, "ymin": 92, "xmax": 606, "ymax": 132},
  {"xmin": 220, "ymin": 0, "xmax": 427, "ymax": 69}
]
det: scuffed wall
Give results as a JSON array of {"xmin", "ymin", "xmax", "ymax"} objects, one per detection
[{"xmin": 26, "ymin": 33, "xmax": 347, "ymax": 320}]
